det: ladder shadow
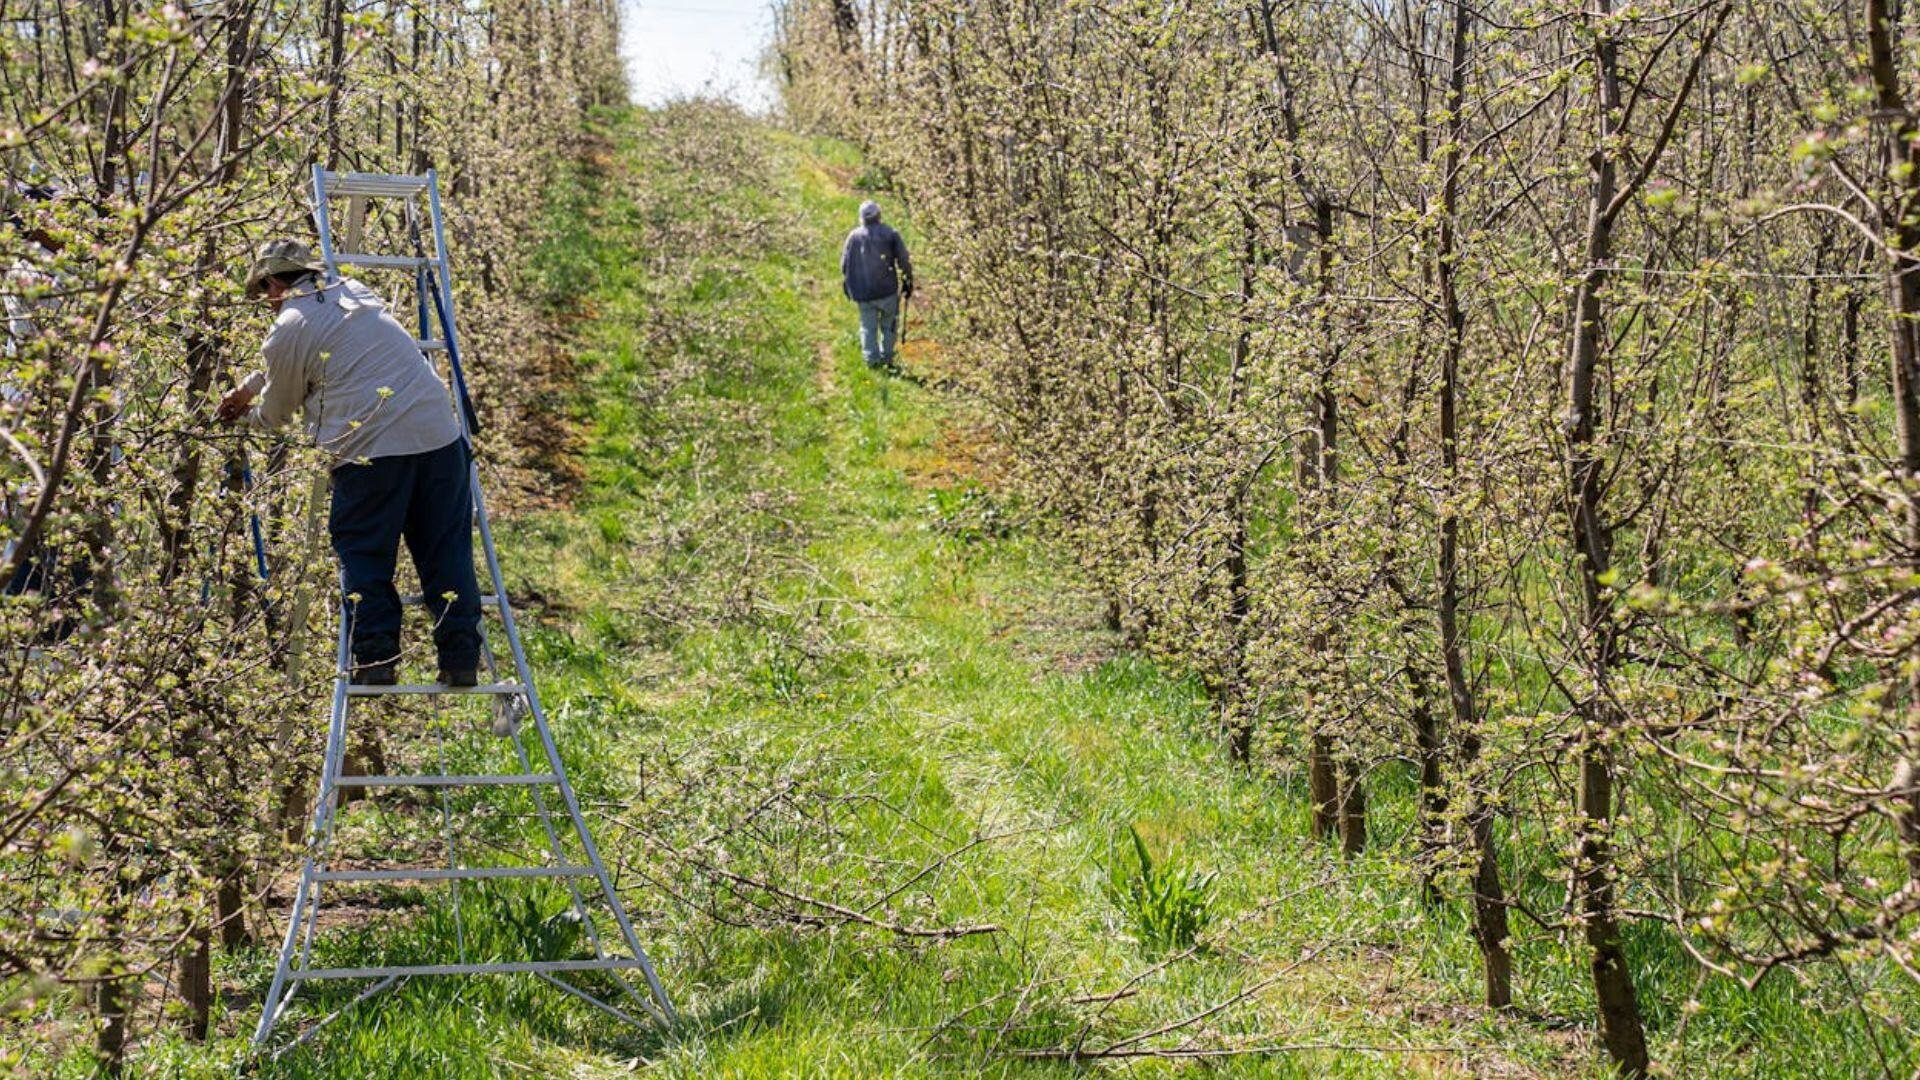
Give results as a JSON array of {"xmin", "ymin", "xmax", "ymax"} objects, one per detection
[
  {"xmin": 490, "ymin": 970, "xmax": 788, "ymax": 1061},
  {"xmin": 635, "ymin": 978, "xmax": 791, "ymax": 1055}
]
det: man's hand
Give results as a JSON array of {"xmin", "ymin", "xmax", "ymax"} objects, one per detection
[{"xmin": 216, "ymin": 384, "xmax": 257, "ymax": 424}]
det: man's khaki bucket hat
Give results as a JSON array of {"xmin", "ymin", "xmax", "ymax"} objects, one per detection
[{"xmin": 244, "ymin": 238, "xmax": 327, "ymax": 299}]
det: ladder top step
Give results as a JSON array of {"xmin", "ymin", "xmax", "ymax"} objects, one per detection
[
  {"xmin": 290, "ymin": 958, "xmax": 653, "ymax": 982},
  {"xmin": 313, "ymin": 865, "xmax": 594, "ymax": 884},
  {"xmin": 333, "ymin": 773, "xmax": 559, "ymax": 789},
  {"xmin": 345, "ymin": 682, "xmax": 525, "ymax": 697},
  {"xmin": 320, "ymin": 171, "xmax": 431, "ymax": 199},
  {"xmin": 331, "ymin": 252, "xmax": 434, "ymax": 270},
  {"xmin": 417, "ymin": 339, "xmax": 448, "ymax": 352}
]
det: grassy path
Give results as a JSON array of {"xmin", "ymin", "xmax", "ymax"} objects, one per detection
[
  {"xmin": 472, "ymin": 106, "xmax": 1579, "ymax": 1078},
  {"xmin": 236, "ymin": 106, "xmax": 1597, "ymax": 1078}
]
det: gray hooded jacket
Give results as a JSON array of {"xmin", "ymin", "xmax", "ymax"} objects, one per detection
[{"xmin": 840, "ymin": 221, "xmax": 913, "ymax": 303}]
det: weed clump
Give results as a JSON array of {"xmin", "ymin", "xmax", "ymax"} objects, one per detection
[
  {"xmin": 1105, "ymin": 825, "xmax": 1215, "ymax": 955},
  {"xmin": 920, "ymin": 483, "xmax": 1008, "ymax": 544}
]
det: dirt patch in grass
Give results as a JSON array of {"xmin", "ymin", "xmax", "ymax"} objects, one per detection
[
  {"xmin": 578, "ymin": 129, "xmax": 618, "ymax": 175},
  {"xmin": 900, "ymin": 353, "xmax": 1013, "ymax": 492},
  {"xmin": 816, "ymin": 159, "xmax": 861, "ymax": 193},
  {"xmin": 814, "ymin": 339, "xmax": 839, "ymax": 398},
  {"xmin": 499, "ymin": 338, "xmax": 589, "ymax": 510},
  {"xmin": 901, "ymin": 420, "xmax": 1008, "ymax": 492}
]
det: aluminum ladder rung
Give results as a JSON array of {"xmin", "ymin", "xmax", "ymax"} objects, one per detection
[
  {"xmin": 332, "ymin": 252, "xmax": 434, "ymax": 270},
  {"xmin": 398, "ymin": 592, "xmax": 501, "ymax": 606},
  {"xmin": 319, "ymin": 171, "xmax": 431, "ymax": 199},
  {"xmin": 290, "ymin": 958, "xmax": 653, "ymax": 982},
  {"xmin": 334, "ymin": 773, "xmax": 560, "ymax": 789},
  {"xmin": 418, "ymin": 339, "xmax": 448, "ymax": 352},
  {"xmin": 345, "ymin": 682, "xmax": 524, "ymax": 697},
  {"xmin": 312, "ymin": 865, "xmax": 593, "ymax": 884}
]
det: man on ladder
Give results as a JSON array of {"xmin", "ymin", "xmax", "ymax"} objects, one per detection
[
  {"xmin": 244, "ymin": 174, "xmax": 674, "ymax": 1052},
  {"xmin": 217, "ymin": 238, "xmax": 482, "ymax": 687}
]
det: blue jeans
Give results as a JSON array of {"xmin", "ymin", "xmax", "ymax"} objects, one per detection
[
  {"xmin": 857, "ymin": 293, "xmax": 899, "ymax": 368},
  {"xmin": 330, "ymin": 437, "xmax": 483, "ymax": 669}
]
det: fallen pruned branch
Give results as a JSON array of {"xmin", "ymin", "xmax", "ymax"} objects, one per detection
[
  {"xmin": 602, "ymin": 805, "xmax": 1012, "ymax": 942},
  {"xmin": 700, "ymin": 863, "xmax": 1002, "ymax": 941},
  {"xmin": 1008, "ymin": 1041, "xmax": 1475, "ymax": 1061}
]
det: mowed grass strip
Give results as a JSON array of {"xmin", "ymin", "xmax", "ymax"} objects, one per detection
[{"xmin": 518, "ymin": 110, "xmax": 1573, "ymax": 1077}]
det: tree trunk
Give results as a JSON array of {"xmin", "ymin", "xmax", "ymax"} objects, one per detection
[
  {"xmin": 1309, "ymin": 734, "xmax": 1339, "ymax": 840},
  {"xmin": 830, "ymin": 0, "xmax": 858, "ymax": 52},
  {"xmin": 1255, "ymin": 6, "xmax": 1362, "ymax": 847},
  {"xmin": 1864, "ymin": 0, "xmax": 1920, "ymax": 885},
  {"xmin": 93, "ymin": 906, "xmax": 129, "ymax": 1076},
  {"xmin": 162, "ymin": 0, "xmax": 254, "ymax": 584},
  {"xmin": 1305, "ymin": 193, "xmax": 1364, "ymax": 850},
  {"xmin": 1566, "ymin": 2, "xmax": 1649, "ymax": 1070},
  {"xmin": 1409, "ymin": 688, "xmax": 1445, "ymax": 903},
  {"xmin": 1467, "ymin": 807, "xmax": 1512, "ymax": 1006},
  {"xmin": 1224, "ymin": 212, "xmax": 1258, "ymax": 763},
  {"xmin": 178, "ymin": 925, "xmax": 212, "ymax": 1042},
  {"xmin": 218, "ymin": 871, "xmax": 250, "ymax": 950},
  {"xmin": 1435, "ymin": 0, "xmax": 1512, "ymax": 1009},
  {"xmin": 1337, "ymin": 756, "xmax": 1366, "ymax": 855},
  {"xmin": 324, "ymin": 0, "xmax": 347, "ymax": 168}
]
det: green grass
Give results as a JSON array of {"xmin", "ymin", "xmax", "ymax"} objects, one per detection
[{"xmin": 76, "ymin": 103, "xmax": 1916, "ymax": 1078}]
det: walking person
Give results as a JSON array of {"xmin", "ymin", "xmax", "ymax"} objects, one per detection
[
  {"xmin": 840, "ymin": 200, "xmax": 914, "ymax": 372},
  {"xmin": 217, "ymin": 239, "xmax": 482, "ymax": 687}
]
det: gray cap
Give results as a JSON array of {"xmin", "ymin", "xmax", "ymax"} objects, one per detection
[
  {"xmin": 859, "ymin": 200, "xmax": 881, "ymax": 223},
  {"xmin": 244, "ymin": 238, "xmax": 326, "ymax": 299}
]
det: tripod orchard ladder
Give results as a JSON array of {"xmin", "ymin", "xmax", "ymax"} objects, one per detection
[{"xmin": 252, "ymin": 166, "xmax": 675, "ymax": 1053}]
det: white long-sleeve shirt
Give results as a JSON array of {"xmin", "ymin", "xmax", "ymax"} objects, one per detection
[{"xmin": 242, "ymin": 276, "xmax": 462, "ymax": 465}]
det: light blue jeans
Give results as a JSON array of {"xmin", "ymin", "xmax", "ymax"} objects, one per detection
[{"xmin": 857, "ymin": 293, "xmax": 900, "ymax": 368}]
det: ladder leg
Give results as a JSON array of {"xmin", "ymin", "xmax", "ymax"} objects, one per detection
[
  {"xmin": 273, "ymin": 975, "xmax": 403, "ymax": 1059},
  {"xmin": 449, "ymin": 444, "xmax": 616, "ymax": 978},
  {"xmin": 258, "ymin": 615, "xmax": 356, "ymax": 1048},
  {"xmin": 481, "ymin": 615, "xmax": 527, "ymax": 737},
  {"xmin": 466, "ymin": 486, "xmax": 605, "ymax": 957},
  {"xmin": 469, "ymin": 462, "xmax": 676, "ymax": 1021},
  {"xmin": 432, "ymin": 694, "xmax": 467, "ymax": 964},
  {"xmin": 297, "ymin": 607, "xmax": 359, "ymax": 975},
  {"xmin": 459, "ymin": 438, "xmax": 602, "ymax": 958},
  {"xmin": 526, "ymin": 690, "xmax": 674, "ymax": 1019},
  {"xmin": 251, "ymin": 866, "xmax": 314, "ymax": 1047}
]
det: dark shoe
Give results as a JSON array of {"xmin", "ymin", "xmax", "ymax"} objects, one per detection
[
  {"xmin": 352, "ymin": 661, "xmax": 398, "ymax": 686},
  {"xmin": 438, "ymin": 667, "xmax": 479, "ymax": 688}
]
